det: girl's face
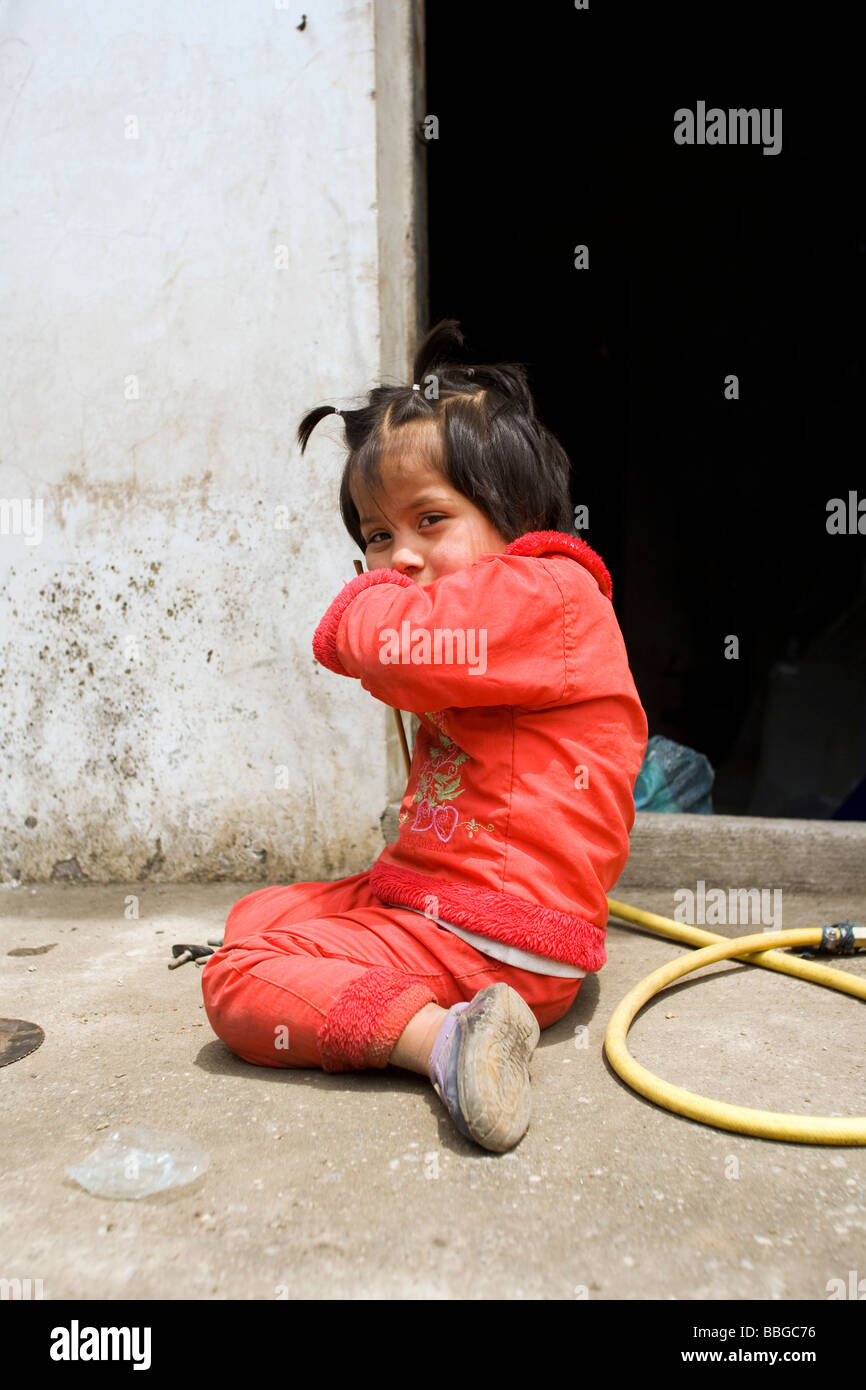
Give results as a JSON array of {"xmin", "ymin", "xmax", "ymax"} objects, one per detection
[{"xmin": 352, "ymin": 452, "xmax": 510, "ymax": 586}]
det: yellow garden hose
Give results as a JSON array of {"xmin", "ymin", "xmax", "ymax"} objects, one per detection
[{"xmin": 604, "ymin": 898, "xmax": 866, "ymax": 1145}]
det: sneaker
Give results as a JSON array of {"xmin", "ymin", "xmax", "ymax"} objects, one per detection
[{"xmin": 428, "ymin": 983, "xmax": 541, "ymax": 1152}]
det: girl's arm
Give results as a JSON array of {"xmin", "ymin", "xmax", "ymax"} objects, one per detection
[{"xmin": 312, "ymin": 552, "xmax": 619, "ymax": 713}]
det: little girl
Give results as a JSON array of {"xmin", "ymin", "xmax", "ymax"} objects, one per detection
[{"xmin": 201, "ymin": 319, "xmax": 648, "ymax": 1152}]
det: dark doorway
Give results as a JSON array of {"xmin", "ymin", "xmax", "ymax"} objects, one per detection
[{"xmin": 424, "ymin": 4, "xmax": 864, "ymax": 818}]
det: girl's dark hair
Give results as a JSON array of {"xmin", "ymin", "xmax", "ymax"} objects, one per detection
[{"xmin": 296, "ymin": 318, "xmax": 574, "ymax": 552}]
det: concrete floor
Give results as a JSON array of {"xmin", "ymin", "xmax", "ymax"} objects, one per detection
[{"xmin": 2, "ymin": 865, "xmax": 866, "ymax": 1300}]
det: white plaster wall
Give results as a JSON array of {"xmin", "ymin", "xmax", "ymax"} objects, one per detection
[{"xmin": 0, "ymin": 1, "xmax": 398, "ymax": 883}]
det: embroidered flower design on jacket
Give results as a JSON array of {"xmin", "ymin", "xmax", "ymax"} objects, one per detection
[{"xmin": 410, "ymin": 723, "xmax": 469, "ymax": 843}]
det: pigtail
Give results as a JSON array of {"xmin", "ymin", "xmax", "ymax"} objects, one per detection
[
  {"xmin": 412, "ymin": 318, "xmax": 537, "ymax": 418},
  {"xmin": 412, "ymin": 317, "xmax": 466, "ymax": 384},
  {"xmin": 297, "ymin": 404, "xmax": 344, "ymax": 455}
]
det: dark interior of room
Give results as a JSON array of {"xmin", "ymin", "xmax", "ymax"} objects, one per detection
[{"xmin": 424, "ymin": 4, "xmax": 864, "ymax": 818}]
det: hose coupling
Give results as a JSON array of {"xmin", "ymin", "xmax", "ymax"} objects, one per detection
[{"xmin": 819, "ymin": 922, "xmax": 866, "ymax": 955}]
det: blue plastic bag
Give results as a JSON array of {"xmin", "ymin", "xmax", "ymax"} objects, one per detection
[{"xmin": 634, "ymin": 735, "xmax": 714, "ymax": 814}]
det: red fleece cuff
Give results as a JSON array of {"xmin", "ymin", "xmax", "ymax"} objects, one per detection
[
  {"xmin": 312, "ymin": 569, "xmax": 415, "ymax": 677},
  {"xmin": 317, "ymin": 966, "xmax": 437, "ymax": 1072}
]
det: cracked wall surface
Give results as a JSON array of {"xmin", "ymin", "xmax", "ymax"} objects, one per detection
[{"xmin": 0, "ymin": 2, "xmax": 398, "ymax": 884}]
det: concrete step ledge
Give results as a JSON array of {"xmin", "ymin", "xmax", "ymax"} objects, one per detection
[
  {"xmin": 615, "ymin": 812, "xmax": 866, "ymax": 894},
  {"xmin": 382, "ymin": 804, "xmax": 866, "ymax": 894}
]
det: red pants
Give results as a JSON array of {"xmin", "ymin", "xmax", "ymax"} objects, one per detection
[{"xmin": 200, "ymin": 870, "xmax": 582, "ymax": 1073}]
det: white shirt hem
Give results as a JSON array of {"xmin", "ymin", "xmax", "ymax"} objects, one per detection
[{"xmin": 394, "ymin": 905, "xmax": 587, "ymax": 979}]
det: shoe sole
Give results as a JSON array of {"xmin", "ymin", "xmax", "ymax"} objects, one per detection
[{"xmin": 456, "ymin": 983, "xmax": 541, "ymax": 1152}]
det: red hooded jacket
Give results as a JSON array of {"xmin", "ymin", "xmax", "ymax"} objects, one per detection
[{"xmin": 312, "ymin": 530, "xmax": 648, "ymax": 974}]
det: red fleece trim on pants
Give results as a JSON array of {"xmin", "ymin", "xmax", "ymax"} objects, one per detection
[{"xmin": 317, "ymin": 966, "xmax": 437, "ymax": 1072}]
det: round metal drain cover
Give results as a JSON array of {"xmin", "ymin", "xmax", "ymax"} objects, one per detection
[{"xmin": 0, "ymin": 1018, "xmax": 45, "ymax": 1067}]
